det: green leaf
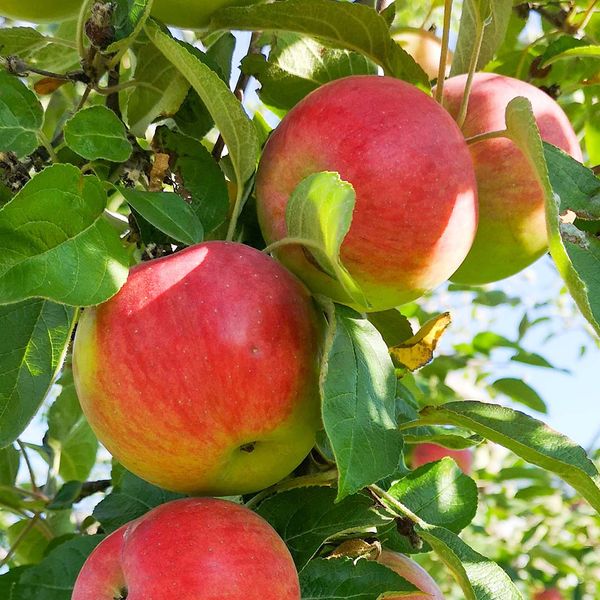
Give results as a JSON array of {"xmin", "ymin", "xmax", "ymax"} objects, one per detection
[
  {"xmin": 93, "ymin": 469, "xmax": 183, "ymax": 533},
  {"xmin": 211, "ymin": 0, "xmax": 429, "ymax": 87},
  {"xmin": 0, "ymin": 27, "xmax": 48, "ymax": 55},
  {"xmin": 14, "ymin": 535, "xmax": 104, "ymax": 600},
  {"xmin": 64, "ymin": 106, "xmax": 133, "ymax": 162},
  {"xmin": 299, "ymin": 557, "xmax": 419, "ymax": 599},
  {"xmin": 389, "ymin": 458, "xmax": 478, "ymax": 533},
  {"xmin": 542, "ymin": 44, "xmax": 600, "ymax": 67},
  {"xmin": 0, "ymin": 566, "xmax": 27, "ymax": 600},
  {"xmin": 256, "ymin": 486, "xmax": 392, "ymax": 570},
  {"xmin": 0, "ymin": 71, "xmax": 43, "ymax": 157},
  {"xmin": 419, "ymin": 401, "xmax": 600, "ymax": 514},
  {"xmin": 47, "ymin": 481, "xmax": 83, "ymax": 510},
  {"xmin": 242, "ymin": 34, "xmax": 377, "ymax": 112},
  {"xmin": 0, "ymin": 164, "xmax": 130, "ymax": 306},
  {"xmin": 126, "ymin": 41, "xmax": 190, "ymax": 137},
  {"xmin": 0, "ymin": 444, "xmax": 20, "ymax": 484},
  {"xmin": 0, "ymin": 300, "xmax": 75, "ymax": 448},
  {"xmin": 491, "ymin": 377, "xmax": 547, "ymax": 413},
  {"xmin": 471, "ymin": 331, "xmax": 516, "ymax": 354},
  {"xmin": 451, "ymin": 0, "xmax": 513, "ymax": 76},
  {"xmin": 119, "ymin": 188, "xmax": 204, "ymax": 246},
  {"xmin": 367, "ymin": 310, "xmax": 413, "ymax": 348},
  {"xmin": 47, "ymin": 369, "xmax": 98, "ymax": 482},
  {"xmin": 153, "ymin": 127, "xmax": 230, "ymax": 232},
  {"xmin": 321, "ymin": 304, "xmax": 403, "ymax": 500},
  {"xmin": 108, "ymin": 0, "xmax": 152, "ymax": 54},
  {"xmin": 418, "ymin": 526, "xmax": 523, "ymax": 599},
  {"xmin": 286, "ymin": 172, "xmax": 368, "ymax": 309},
  {"xmin": 503, "ymin": 96, "xmax": 600, "ymax": 336},
  {"xmin": 145, "ymin": 20, "xmax": 260, "ymax": 188}
]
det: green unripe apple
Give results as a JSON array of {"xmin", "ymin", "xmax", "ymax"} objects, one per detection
[
  {"xmin": 151, "ymin": 0, "xmax": 261, "ymax": 30},
  {"xmin": 0, "ymin": 0, "xmax": 80, "ymax": 22}
]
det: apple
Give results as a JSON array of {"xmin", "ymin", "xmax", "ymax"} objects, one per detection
[
  {"xmin": 441, "ymin": 73, "xmax": 582, "ymax": 284},
  {"xmin": 72, "ymin": 497, "xmax": 301, "ymax": 599},
  {"xmin": 151, "ymin": 0, "xmax": 261, "ymax": 30},
  {"xmin": 533, "ymin": 589, "xmax": 563, "ymax": 600},
  {"xmin": 377, "ymin": 550, "xmax": 445, "ymax": 599},
  {"xmin": 256, "ymin": 75, "xmax": 478, "ymax": 312},
  {"xmin": 0, "ymin": 0, "xmax": 80, "ymax": 22},
  {"xmin": 73, "ymin": 241, "xmax": 322, "ymax": 495},
  {"xmin": 392, "ymin": 28, "xmax": 452, "ymax": 80},
  {"xmin": 411, "ymin": 443, "xmax": 473, "ymax": 474}
]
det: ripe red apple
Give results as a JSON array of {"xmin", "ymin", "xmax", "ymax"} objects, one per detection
[
  {"xmin": 73, "ymin": 241, "xmax": 322, "ymax": 495},
  {"xmin": 411, "ymin": 443, "xmax": 473, "ymax": 474},
  {"xmin": 392, "ymin": 29, "xmax": 452, "ymax": 80},
  {"xmin": 151, "ymin": 0, "xmax": 261, "ymax": 29},
  {"xmin": 534, "ymin": 589, "xmax": 563, "ymax": 600},
  {"xmin": 377, "ymin": 550, "xmax": 445, "ymax": 599},
  {"xmin": 256, "ymin": 75, "xmax": 478, "ymax": 312},
  {"xmin": 0, "ymin": 0, "xmax": 80, "ymax": 22},
  {"xmin": 72, "ymin": 498, "xmax": 301, "ymax": 600},
  {"xmin": 441, "ymin": 73, "xmax": 582, "ymax": 284}
]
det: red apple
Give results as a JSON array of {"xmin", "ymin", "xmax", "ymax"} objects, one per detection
[
  {"xmin": 411, "ymin": 443, "xmax": 473, "ymax": 474},
  {"xmin": 73, "ymin": 241, "xmax": 322, "ymax": 495},
  {"xmin": 534, "ymin": 589, "xmax": 563, "ymax": 600},
  {"xmin": 256, "ymin": 75, "xmax": 478, "ymax": 312},
  {"xmin": 392, "ymin": 29, "xmax": 452, "ymax": 80},
  {"xmin": 377, "ymin": 550, "xmax": 445, "ymax": 599},
  {"xmin": 441, "ymin": 73, "xmax": 582, "ymax": 284},
  {"xmin": 72, "ymin": 497, "xmax": 300, "ymax": 600}
]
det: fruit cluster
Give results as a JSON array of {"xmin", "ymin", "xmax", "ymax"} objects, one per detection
[{"xmin": 1, "ymin": 3, "xmax": 579, "ymax": 599}]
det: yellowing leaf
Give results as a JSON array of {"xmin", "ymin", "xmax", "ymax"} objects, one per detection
[{"xmin": 389, "ymin": 312, "xmax": 451, "ymax": 371}]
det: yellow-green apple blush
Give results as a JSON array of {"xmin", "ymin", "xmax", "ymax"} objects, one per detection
[
  {"xmin": 256, "ymin": 75, "xmax": 478, "ymax": 312},
  {"xmin": 73, "ymin": 241, "xmax": 322, "ymax": 495},
  {"xmin": 0, "ymin": 0, "xmax": 80, "ymax": 22},
  {"xmin": 151, "ymin": 0, "xmax": 261, "ymax": 29}
]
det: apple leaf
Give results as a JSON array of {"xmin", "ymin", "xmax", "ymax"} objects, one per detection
[
  {"xmin": 0, "ymin": 164, "xmax": 130, "ymax": 306},
  {"xmin": 388, "ymin": 459, "xmax": 478, "ymax": 533},
  {"xmin": 299, "ymin": 557, "xmax": 419, "ymax": 599},
  {"xmin": 418, "ymin": 401, "xmax": 600, "ymax": 514},
  {"xmin": 451, "ymin": 0, "xmax": 513, "ymax": 76},
  {"xmin": 93, "ymin": 469, "xmax": 184, "ymax": 533},
  {"xmin": 367, "ymin": 309, "xmax": 413, "ymax": 348},
  {"xmin": 285, "ymin": 171, "xmax": 369, "ymax": 310},
  {"xmin": 64, "ymin": 106, "xmax": 133, "ymax": 162},
  {"xmin": 153, "ymin": 127, "xmax": 230, "ymax": 232},
  {"xmin": 242, "ymin": 34, "xmax": 377, "ymax": 112},
  {"xmin": 0, "ymin": 71, "xmax": 44, "ymax": 158},
  {"xmin": 0, "ymin": 566, "xmax": 25, "ymax": 599},
  {"xmin": 211, "ymin": 0, "xmax": 429, "ymax": 88},
  {"xmin": 256, "ymin": 486, "xmax": 392, "ymax": 571},
  {"xmin": 0, "ymin": 300, "xmax": 75, "ymax": 448},
  {"xmin": 14, "ymin": 535, "xmax": 104, "ymax": 600},
  {"xmin": 126, "ymin": 41, "xmax": 190, "ymax": 138},
  {"xmin": 108, "ymin": 0, "xmax": 153, "ymax": 54},
  {"xmin": 145, "ymin": 20, "xmax": 260, "ymax": 189},
  {"xmin": 321, "ymin": 304, "xmax": 404, "ymax": 500},
  {"xmin": 119, "ymin": 188, "xmax": 204, "ymax": 246},
  {"xmin": 491, "ymin": 377, "xmax": 547, "ymax": 413},
  {"xmin": 542, "ymin": 44, "xmax": 600, "ymax": 66},
  {"xmin": 417, "ymin": 526, "xmax": 524, "ymax": 599},
  {"xmin": 503, "ymin": 96, "xmax": 600, "ymax": 336},
  {"xmin": 47, "ymin": 368, "xmax": 98, "ymax": 483},
  {"xmin": 0, "ymin": 27, "xmax": 48, "ymax": 55}
]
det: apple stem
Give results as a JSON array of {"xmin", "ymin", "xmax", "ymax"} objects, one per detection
[
  {"xmin": 456, "ymin": 15, "xmax": 487, "ymax": 129},
  {"xmin": 466, "ymin": 129, "xmax": 509, "ymax": 146},
  {"xmin": 434, "ymin": 0, "xmax": 453, "ymax": 104},
  {"xmin": 368, "ymin": 484, "xmax": 428, "ymax": 529}
]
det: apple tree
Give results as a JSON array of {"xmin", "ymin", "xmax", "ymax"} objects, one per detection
[{"xmin": 0, "ymin": 0, "xmax": 599, "ymax": 598}]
